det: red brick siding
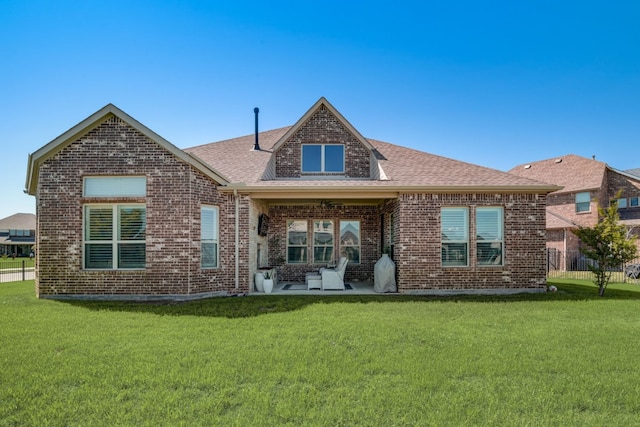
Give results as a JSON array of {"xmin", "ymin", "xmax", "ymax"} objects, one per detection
[
  {"xmin": 274, "ymin": 105, "xmax": 371, "ymax": 178},
  {"xmin": 547, "ymin": 192, "xmax": 598, "ymax": 228},
  {"xmin": 267, "ymin": 205, "xmax": 380, "ymax": 282},
  {"xmin": 395, "ymin": 193, "xmax": 548, "ymax": 291},
  {"xmin": 35, "ymin": 116, "xmax": 244, "ymax": 297}
]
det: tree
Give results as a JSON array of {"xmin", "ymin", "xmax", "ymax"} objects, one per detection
[{"xmin": 573, "ymin": 199, "xmax": 637, "ymax": 296}]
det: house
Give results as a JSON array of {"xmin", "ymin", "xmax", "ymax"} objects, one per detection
[
  {"xmin": 25, "ymin": 98, "xmax": 559, "ymax": 299},
  {"xmin": 508, "ymin": 155, "xmax": 640, "ymax": 270},
  {"xmin": 0, "ymin": 213, "xmax": 36, "ymax": 257}
]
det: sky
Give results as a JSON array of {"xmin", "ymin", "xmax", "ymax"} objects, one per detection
[{"xmin": 2, "ymin": 0, "xmax": 639, "ymax": 220}]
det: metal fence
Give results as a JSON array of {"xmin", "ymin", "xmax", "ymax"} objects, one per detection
[
  {"xmin": 547, "ymin": 249, "xmax": 640, "ymax": 282},
  {"xmin": 0, "ymin": 260, "xmax": 35, "ymax": 283},
  {"xmin": 3, "ymin": 252, "xmax": 639, "ymax": 284}
]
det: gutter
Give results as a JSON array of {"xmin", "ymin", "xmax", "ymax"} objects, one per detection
[{"xmin": 218, "ymin": 183, "xmax": 562, "ymax": 196}]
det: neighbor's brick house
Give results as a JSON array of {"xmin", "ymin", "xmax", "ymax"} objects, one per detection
[
  {"xmin": 508, "ymin": 155, "xmax": 640, "ymax": 270},
  {"xmin": 26, "ymin": 98, "xmax": 558, "ymax": 299}
]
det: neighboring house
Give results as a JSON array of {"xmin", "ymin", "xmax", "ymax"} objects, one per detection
[
  {"xmin": 25, "ymin": 98, "xmax": 558, "ymax": 299},
  {"xmin": 0, "ymin": 213, "xmax": 36, "ymax": 257},
  {"xmin": 508, "ymin": 155, "xmax": 640, "ymax": 270}
]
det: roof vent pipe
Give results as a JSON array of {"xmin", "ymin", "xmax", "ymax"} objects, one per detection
[{"xmin": 253, "ymin": 107, "xmax": 260, "ymax": 151}]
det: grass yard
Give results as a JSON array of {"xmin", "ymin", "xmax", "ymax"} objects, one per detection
[
  {"xmin": 2, "ymin": 280, "xmax": 640, "ymax": 426},
  {"xmin": 0, "ymin": 257, "xmax": 34, "ymax": 270}
]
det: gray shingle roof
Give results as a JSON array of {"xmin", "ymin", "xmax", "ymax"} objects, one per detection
[{"xmin": 0, "ymin": 213, "xmax": 35, "ymax": 230}]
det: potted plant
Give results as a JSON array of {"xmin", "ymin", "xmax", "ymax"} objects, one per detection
[{"xmin": 263, "ymin": 270, "xmax": 274, "ymax": 294}]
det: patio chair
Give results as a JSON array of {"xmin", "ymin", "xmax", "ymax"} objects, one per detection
[
  {"xmin": 625, "ymin": 264, "xmax": 640, "ymax": 280},
  {"xmin": 320, "ymin": 256, "xmax": 348, "ymax": 290}
]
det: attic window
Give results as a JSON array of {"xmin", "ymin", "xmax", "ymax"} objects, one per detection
[{"xmin": 302, "ymin": 144, "xmax": 344, "ymax": 173}]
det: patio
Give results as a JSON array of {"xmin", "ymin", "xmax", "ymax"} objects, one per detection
[{"xmin": 256, "ymin": 280, "xmax": 380, "ymax": 295}]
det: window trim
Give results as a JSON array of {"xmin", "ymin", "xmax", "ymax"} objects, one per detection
[
  {"xmin": 286, "ymin": 219, "xmax": 308, "ymax": 264},
  {"xmin": 83, "ymin": 176, "xmax": 147, "ymax": 197},
  {"xmin": 441, "ymin": 207, "xmax": 469, "ymax": 267},
  {"xmin": 575, "ymin": 192, "xmax": 591, "ymax": 213},
  {"xmin": 83, "ymin": 204, "xmax": 146, "ymax": 270},
  {"xmin": 201, "ymin": 205, "xmax": 219, "ymax": 269},
  {"xmin": 615, "ymin": 198, "xmax": 628, "ymax": 209},
  {"xmin": 301, "ymin": 144, "xmax": 345, "ymax": 173},
  {"xmin": 340, "ymin": 220, "xmax": 361, "ymax": 265},
  {"xmin": 313, "ymin": 219, "xmax": 334, "ymax": 264},
  {"xmin": 476, "ymin": 207, "xmax": 504, "ymax": 267}
]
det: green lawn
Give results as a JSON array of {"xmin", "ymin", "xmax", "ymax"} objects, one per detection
[
  {"xmin": 2, "ymin": 280, "xmax": 640, "ymax": 426},
  {"xmin": 0, "ymin": 257, "xmax": 34, "ymax": 270}
]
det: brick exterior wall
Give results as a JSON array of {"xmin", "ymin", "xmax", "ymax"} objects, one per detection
[
  {"xmin": 261, "ymin": 193, "xmax": 548, "ymax": 292},
  {"xmin": 266, "ymin": 204, "xmax": 380, "ymax": 283},
  {"xmin": 35, "ymin": 116, "xmax": 247, "ymax": 297},
  {"xmin": 274, "ymin": 105, "xmax": 371, "ymax": 178},
  {"xmin": 394, "ymin": 193, "xmax": 548, "ymax": 291},
  {"xmin": 547, "ymin": 192, "xmax": 598, "ymax": 228},
  {"xmin": 544, "ymin": 169, "xmax": 640, "ymax": 262}
]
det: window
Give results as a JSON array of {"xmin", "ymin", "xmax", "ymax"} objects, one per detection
[
  {"xmin": 340, "ymin": 220, "xmax": 360, "ymax": 263},
  {"xmin": 287, "ymin": 220, "xmax": 308, "ymax": 263},
  {"xmin": 631, "ymin": 197, "xmax": 639, "ymax": 207},
  {"xmin": 201, "ymin": 206, "xmax": 219, "ymax": 268},
  {"xmin": 313, "ymin": 220, "xmax": 334, "ymax": 263},
  {"xmin": 84, "ymin": 176, "xmax": 146, "ymax": 197},
  {"xmin": 84, "ymin": 205, "xmax": 146, "ymax": 269},
  {"xmin": 441, "ymin": 208, "xmax": 468, "ymax": 266},
  {"xmin": 615, "ymin": 198, "xmax": 628, "ymax": 209},
  {"xmin": 476, "ymin": 207, "xmax": 503, "ymax": 266},
  {"xmin": 301, "ymin": 144, "xmax": 345, "ymax": 173},
  {"xmin": 576, "ymin": 192, "xmax": 591, "ymax": 213}
]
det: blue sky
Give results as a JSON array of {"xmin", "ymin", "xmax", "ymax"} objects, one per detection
[{"xmin": 2, "ymin": 0, "xmax": 639, "ymax": 219}]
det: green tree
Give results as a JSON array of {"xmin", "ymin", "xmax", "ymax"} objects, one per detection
[{"xmin": 573, "ymin": 199, "xmax": 637, "ymax": 296}]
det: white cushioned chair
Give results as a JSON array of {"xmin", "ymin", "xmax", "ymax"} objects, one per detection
[{"xmin": 320, "ymin": 256, "xmax": 348, "ymax": 290}]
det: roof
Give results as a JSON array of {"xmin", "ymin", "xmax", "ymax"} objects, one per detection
[
  {"xmin": 25, "ymin": 104, "xmax": 230, "ymax": 195},
  {"xmin": 186, "ymin": 125, "xmax": 559, "ymax": 195},
  {"xmin": 0, "ymin": 213, "xmax": 35, "ymax": 230},
  {"xmin": 271, "ymin": 97, "xmax": 374, "ymax": 152},
  {"xmin": 626, "ymin": 168, "xmax": 640, "ymax": 178},
  {"xmin": 508, "ymin": 154, "xmax": 606, "ymax": 195}
]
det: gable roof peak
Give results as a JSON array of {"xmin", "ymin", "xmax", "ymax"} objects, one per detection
[
  {"xmin": 271, "ymin": 97, "xmax": 374, "ymax": 152},
  {"xmin": 25, "ymin": 103, "xmax": 230, "ymax": 195}
]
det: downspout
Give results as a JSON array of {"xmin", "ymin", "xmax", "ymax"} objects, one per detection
[
  {"xmin": 563, "ymin": 228, "xmax": 567, "ymax": 270},
  {"xmin": 234, "ymin": 189, "xmax": 239, "ymax": 290}
]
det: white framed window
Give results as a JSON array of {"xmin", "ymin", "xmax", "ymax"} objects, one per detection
[
  {"xmin": 631, "ymin": 197, "xmax": 639, "ymax": 207},
  {"xmin": 84, "ymin": 176, "xmax": 146, "ymax": 197},
  {"xmin": 84, "ymin": 205, "xmax": 146, "ymax": 269},
  {"xmin": 313, "ymin": 220, "xmax": 334, "ymax": 263},
  {"xmin": 441, "ymin": 207, "xmax": 468, "ymax": 267},
  {"xmin": 287, "ymin": 220, "xmax": 308, "ymax": 263},
  {"xmin": 576, "ymin": 192, "xmax": 591, "ymax": 213},
  {"xmin": 340, "ymin": 220, "xmax": 361, "ymax": 264},
  {"xmin": 201, "ymin": 206, "xmax": 219, "ymax": 269},
  {"xmin": 476, "ymin": 207, "xmax": 503, "ymax": 266},
  {"xmin": 615, "ymin": 198, "xmax": 628, "ymax": 209},
  {"xmin": 301, "ymin": 144, "xmax": 345, "ymax": 173}
]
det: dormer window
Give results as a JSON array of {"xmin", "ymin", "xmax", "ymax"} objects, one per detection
[{"xmin": 302, "ymin": 144, "xmax": 344, "ymax": 173}]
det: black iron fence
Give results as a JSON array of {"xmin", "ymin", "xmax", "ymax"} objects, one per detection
[
  {"xmin": 0, "ymin": 260, "xmax": 35, "ymax": 283},
  {"xmin": 3, "ymin": 252, "xmax": 639, "ymax": 284},
  {"xmin": 547, "ymin": 249, "xmax": 640, "ymax": 282}
]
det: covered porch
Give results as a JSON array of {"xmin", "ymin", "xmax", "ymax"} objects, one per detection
[{"xmin": 246, "ymin": 191, "xmax": 399, "ymax": 294}]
